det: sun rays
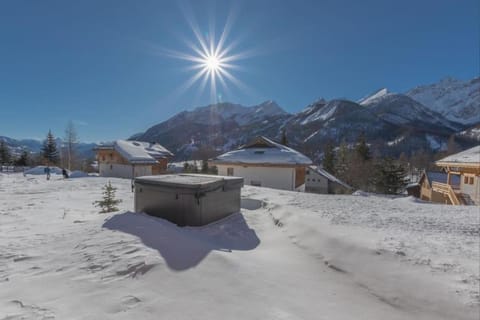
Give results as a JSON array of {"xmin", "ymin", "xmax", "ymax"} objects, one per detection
[{"xmin": 163, "ymin": 4, "xmax": 253, "ymax": 104}]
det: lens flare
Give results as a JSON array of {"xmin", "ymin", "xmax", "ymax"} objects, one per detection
[{"xmin": 162, "ymin": 5, "xmax": 254, "ymax": 103}]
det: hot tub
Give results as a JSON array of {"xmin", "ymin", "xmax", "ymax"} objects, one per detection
[{"xmin": 134, "ymin": 174, "xmax": 244, "ymax": 226}]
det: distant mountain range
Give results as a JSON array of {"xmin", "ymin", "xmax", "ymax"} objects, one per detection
[
  {"xmin": 0, "ymin": 136, "xmax": 97, "ymax": 160},
  {"xmin": 2, "ymin": 77, "xmax": 479, "ymax": 162},
  {"xmin": 133, "ymin": 77, "xmax": 480, "ymax": 161}
]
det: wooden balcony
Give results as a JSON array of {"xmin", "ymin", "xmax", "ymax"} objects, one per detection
[{"xmin": 431, "ymin": 182, "xmax": 461, "ymax": 205}]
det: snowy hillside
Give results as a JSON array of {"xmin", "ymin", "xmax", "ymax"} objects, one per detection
[
  {"xmin": 0, "ymin": 173, "xmax": 478, "ymax": 319},
  {"xmin": 406, "ymin": 77, "xmax": 480, "ymax": 126},
  {"xmin": 170, "ymin": 101, "xmax": 288, "ymax": 126},
  {"xmin": 361, "ymin": 93, "xmax": 461, "ymax": 131},
  {"xmin": 135, "ymin": 101, "xmax": 290, "ymax": 159}
]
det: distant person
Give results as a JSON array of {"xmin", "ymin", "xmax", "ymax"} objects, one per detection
[
  {"xmin": 62, "ymin": 168, "xmax": 69, "ymax": 179},
  {"xmin": 44, "ymin": 166, "xmax": 51, "ymax": 180}
]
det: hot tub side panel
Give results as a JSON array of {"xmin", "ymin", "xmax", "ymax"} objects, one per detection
[
  {"xmin": 135, "ymin": 181, "xmax": 241, "ymax": 226},
  {"xmin": 135, "ymin": 183, "xmax": 195, "ymax": 226},
  {"xmin": 195, "ymin": 188, "xmax": 241, "ymax": 226}
]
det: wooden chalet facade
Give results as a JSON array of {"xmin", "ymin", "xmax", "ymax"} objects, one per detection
[{"xmin": 433, "ymin": 146, "xmax": 480, "ymax": 205}]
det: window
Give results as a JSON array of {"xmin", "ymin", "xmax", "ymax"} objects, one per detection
[
  {"xmin": 306, "ymin": 170, "xmax": 310, "ymax": 175},
  {"xmin": 465, "ymin": 176, "xmax": 475, "ymax": 185},
  {"xmin": 227, "ymin": 168, "xmax": 234, "ymax": 176},
  {"xmin": 110, "ymin": 164, "xmax": 113, "ymax": 170},
  {"xmin": 102, "ymin": 156, "xmax": 105, "ymax": 161}
]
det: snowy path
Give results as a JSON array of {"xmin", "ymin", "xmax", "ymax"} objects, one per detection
[{"xmin": 0, "ymin": 173, "xmax": 478, "ymax": 319}]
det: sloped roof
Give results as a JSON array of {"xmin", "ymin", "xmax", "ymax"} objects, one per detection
[
  {"xmin": 436, "ymin": 146, "xmax": 480, "ymax": 165},
  {"xmin": 97, "ymin": 140, "xmax": 173, "ymax": 164},
  {"xmin": 309, "ymin": 166, "xmax": 352, "ymax": 189},
  {"xmin": 212, "ymin": 136, "xmax": 312, "ymax": 166}
]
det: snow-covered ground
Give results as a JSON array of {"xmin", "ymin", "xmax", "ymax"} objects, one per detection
[{"xmin": 0, "ymin": 173, "xmax": 478, "ymax": 319}]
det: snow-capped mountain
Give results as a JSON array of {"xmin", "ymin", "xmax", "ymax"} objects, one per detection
[
  {"xmin": 358, "ymin": 88, "xmax": 389, "ymax": 106},
  {"xmin": 170, "ymin": 101, "xmax": 288, "ymax": 126},
  {"xmin": 134, "ymin": 101, "xmax": 291, "ymax": 159},
  {"xmin": 361, "ymin": 93, "xmax": 462, "ymax": 131},
  {"xmin": 133, "ymin": 75, "xmax": 479, "ymax": 161},
  {"xmin": 4, "ymin": 78, "xmax": 477, "ymax": 163},
  {"xmin": 406, "ymin": 77, "xmax": 480, "ymax": 126}
]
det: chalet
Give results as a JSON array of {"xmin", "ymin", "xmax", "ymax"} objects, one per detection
[
  {"xmin": 433, "ymin": 146, "xmax": 480, "ymax": 205},
  {"xmin": 95, "ymin": 140, "xmax": 173, "ymax": 179},
  {"xmin": 305, "ymin": 165, "xmax": 352, "ymax": 194},
  {"xmin": 210, "ymin": 136, "xmax": 312, "ymax": 191},
  {"xmin": 417, "ymin": 171, "xmax": 460, "ymax": 203}
]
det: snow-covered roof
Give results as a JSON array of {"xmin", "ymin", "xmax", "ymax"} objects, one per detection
[
  {"xmin": 309, "ymin": 166, "xmax": 352, "ymax": 189},
  {"xmin": 97, "ymin": 140, "xmax": 173, "ymax": 164},
  {"xmin": 436, "ymin": 146, "xmax": 480, "ymax": 166},
  {"xmin": 212, "ymin": 136, "xmax": 312, "ymax": 166}
]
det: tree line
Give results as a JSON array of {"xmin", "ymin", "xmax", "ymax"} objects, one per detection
[
  {"xmin": 0, "ymin": 121, "xmax": 85, "ymax": 170},
  {"xmin": 319, "ymin": 132, "xmax": 464, "ymax": 194}
]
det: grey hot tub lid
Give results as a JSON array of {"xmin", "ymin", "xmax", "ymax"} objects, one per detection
[{"xmin": 135, "ymin": 174, "xmax": 244, "ymax": 191}]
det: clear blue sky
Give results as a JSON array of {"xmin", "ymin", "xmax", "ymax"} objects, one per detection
[{"xmin": 0, "ymin": 0, "xmax": 478, "ymax": 142}]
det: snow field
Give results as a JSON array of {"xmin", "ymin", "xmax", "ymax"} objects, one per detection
[{"xmin": 0, "ymin": 173, "xmax": 478, "ymax": 319}]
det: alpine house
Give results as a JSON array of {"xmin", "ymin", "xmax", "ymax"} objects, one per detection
[
  {"xmin": 210, "ymin": 136, "xmax": 312, "ymax": 191},
  {"xmin": 95, "ymin": 140, "xmax": 173, "ymax": 179}
]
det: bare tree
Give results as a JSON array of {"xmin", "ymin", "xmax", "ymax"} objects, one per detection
[{"xmin": 64, "ymin": 120, "xmax": 78, "ymax": 170}]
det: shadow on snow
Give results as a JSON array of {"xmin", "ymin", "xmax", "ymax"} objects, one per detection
[{"xmin": 102, "ymin": 211, "xmax": 260, "ymax": 271}]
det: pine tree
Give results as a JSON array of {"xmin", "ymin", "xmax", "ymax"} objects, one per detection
[
  {"xmin": 0, "ymin": 140, "xmax": 11, "ymax": 165},
  {"xmin": 446, "ymin": 135, "xmax": 461, "ymax": 155},
  {"xmin": 42, "ymin": 130, "xmax": 59, "ymax": 165},
  {"xmin": 355, "ymin": 132, "xmax": 371, "ymax": 161},
  {"xmin": 281, "ymin": 128, "xmax": 288, "ymax": 146},
  {"xmin": 201, "ymin": 160, "xmax": 209, "ymax": 173},
  {"xmin": 93, "ymin": 181, "xmax": 122, "ymax": 213},
  {"xmin": 15, "ymin": 149, "xmax": 29, "ymax": 166},
  {"xmin": 374, "ymin": 158, "xmax": 407, "ymax": 195},
  {"xmin": 322, "ymin": 142, "xmax": 335, "ymax": 174},
  {"xmin": 335, "ymin": 140, "xmax": 349, "ymax": 181},
  {"xmin": 64, "ymin": 120, "xmax": 78, "ymax": 170}
]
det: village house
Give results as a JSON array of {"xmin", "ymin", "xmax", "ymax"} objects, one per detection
[
  {"xmin": 210, "ymin": 136, "xmax": 312, "ymax": 191},
  {"xmin": 432, "ymin": 145, "xmax": 480, "ymax": 205},
  {"xmin": 95, "ymin": 140, "xmax": 173, "ymax": 179},
  {"xmin": 414, "ymin": 171, "xmax": 461, "ymax": 203},
  {"xmin": 305, "ymin": 165, "xmax": 352, "ymax": 194}
]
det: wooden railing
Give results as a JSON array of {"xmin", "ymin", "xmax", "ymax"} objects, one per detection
[{"xmin": 432, "ymin": 182, "xmax": 461, "ymax": 205}]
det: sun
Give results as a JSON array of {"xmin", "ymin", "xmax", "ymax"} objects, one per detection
[
  {"xmin": 204, "ymin": 54, "xmax": 221, "ymax": 72},
  {"xmin": 161, "ymin": 8, "xmax": 254, "ymax": 103}
]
